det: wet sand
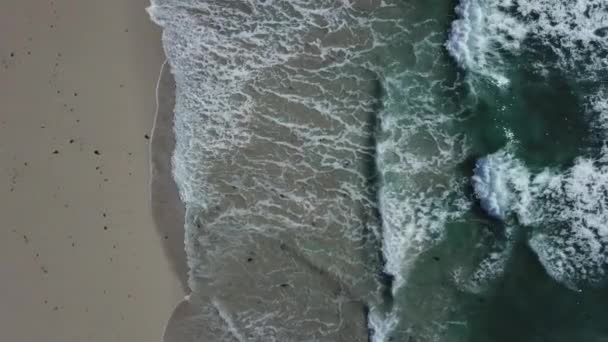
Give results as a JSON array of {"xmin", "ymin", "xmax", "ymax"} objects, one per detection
[
  {"xmin": 150, "ymin": 61, "xmax": 188, "ymax": 293},
  {"xmin": 0, "ymin": 0, "xmax": 184, "ymax": 341}
]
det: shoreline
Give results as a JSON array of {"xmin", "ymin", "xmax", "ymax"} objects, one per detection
[{"xmin": 150, "ymin": 59, "xmax": 189, "ymax": 294}]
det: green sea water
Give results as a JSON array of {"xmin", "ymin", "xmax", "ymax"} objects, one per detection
[{"xmin": 374, "ymin": 0, "xmax": 608, "ymax": 340}]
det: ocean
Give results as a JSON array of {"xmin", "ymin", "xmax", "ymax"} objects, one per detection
[{"xmin": 148, "ymin": 0, "xmax": 608, "ymax": 340}]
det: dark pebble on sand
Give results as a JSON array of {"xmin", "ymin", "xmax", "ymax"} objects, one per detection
[
  {"xmin": 52, "ymin": 150, "xmax": 59, "ymax": 154},
  {"xmin": 144, "ymin": 134, "xmax": 150, "ymax": 140},
  {"xmin": 247, "ymin": 257, "xmax": 253, "ymax": 262},
  {"xmin": 93, "ymin": 150, "xmax": 100, "ymax": 155}
]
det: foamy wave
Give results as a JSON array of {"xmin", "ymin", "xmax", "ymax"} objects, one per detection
[
  {"xmin": 447, "ymin": 0, "xmax": 608, "ymax": 84},
  {"xmin": 474, "ymin": 142, "xmax": 608, "ymax": 289},
  {"xmin": 368, "ymin": 308, "xmax": 400, "ymax": 342},
  {"xmin": 472, "ymin": 150, "xmax": 531, "ymax": 220},
  {"xmin": 446, "ymin": 0, "xmax": 527, "ymax": 86}
]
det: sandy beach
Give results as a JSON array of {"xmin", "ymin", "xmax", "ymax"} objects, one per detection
[{"xmin": 0, "ymin": 0, "xmax": 185, "ymax": 341}]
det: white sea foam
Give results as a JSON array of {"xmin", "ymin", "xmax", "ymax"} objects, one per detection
[{"xmin": 150, "ymin": 0, "xmax": 447, "ymax": 339}]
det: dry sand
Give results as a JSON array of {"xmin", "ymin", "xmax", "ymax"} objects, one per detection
[{"xmin": 0, "ymin": 0, "xmax": 185, "ymax": 341}]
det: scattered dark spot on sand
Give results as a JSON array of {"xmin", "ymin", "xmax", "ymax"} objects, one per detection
[
  {"xmin": 280, "ymin": 283, "xmax": 290, "ymax": 288},
  {"xmin": 35, "ymin": 253, "xmax": 39, "ymax": 258},
  {"xmin": 41, "ymin": 266, "xmax": 48, "ymax": 274},
  {"xmin": 432, "ymin": 256, "xmax": 440, "ymax": 261},
  {"xmin": 144, "ymin": 134, "xmax": 150, "ymax": 140},
  {"xmin": 71, "ymin": 242, "xmax": 75, "ymax": 247},
  {"xmin": 119, "ymin": 84, "xmax": 124, "ymax": 88},
  {"xmin": 52, "ymin": 150, "xmax": 59, "ymax": 154},
  {"xmin": 95, "ymin": 166, "xmax": 100, "ymax": 170},
  {"xmin": 53, "ymin": 306, "xmax": 59, "ymax": 311},
  {"xmin": 112, "ymin": 244, "xmax": 116, "ymax": 249},
  {"xmin": 93, "ymin": 150, "xmax": 100, "ymax": 155},
  {"xmin": 124, "ymin": 28, "xmax": 129, "ymax": 32},
  {"xmin": 103, "ymin": 178, "xmax": 108, "ymax": 182},
  {"xmin": 280, "ymin": 243, "xmax": 287, "ymax": 251},
  {"xmin": 103, "ymin": 226, "xmax": 108, "ymax": 231},
  {"xmin": 76, "ymin": 119, "xmax": 80, "ymax": 123},
  {"xmin": 64, "ymin": 203, "xmax": 69, "ymax": 208},
  {"xmin": 70, "ymin": 108, "xmax": 74, "ymax": 112},
  {"xmin": 164, "ymin": 235, "xmax": 169, "ymax": 240},
  {"xmin": 23, "ymin": 235, "xmax": 29, "ymax": 244},
  {"xmin": 57, "ymin": 90, "xmax": 61, "ymax": 94},
  {"xmin": 279, "ymin": 194, "xmax": 285, "ymax": 198},
  {"xmin": 247, "ymin": 257, "xmax": 253, "ymax": 262},
  {"xmin": 24, "ymin": 162, "xmax": 28, "ymax": 166},
  {"xmin": 69, "ymin": 139, "xmax": 74, "ymax": 144},
  {"xmin": 127, "ymin": 294, "xmax": 132, "ymax": 299},
  {"xmin": 44, "ymin": 300, "xmax": 48, "ymax": 304},
  {"xmin": 50, "ymin": 25, "xmax": 54, "ymax": 28},
  {"xmin": 27, "ymin": 51, "xmax": 31, "ymax": 55},
  {"xmin": 74, "ymin": 92, "xmax": 78, "ymax": 97},
  {"xmin": 41, "ymin": 125, "xmax": 46, "ymax": 129},
  {"xmin": 102, "ymin": 212, "xmax": 107, "ymax": 217}
]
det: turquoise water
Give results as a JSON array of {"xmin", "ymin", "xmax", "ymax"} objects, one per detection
[{"xmin": 149, "ymin": 0, "xmax": 608, "ymax": 340}]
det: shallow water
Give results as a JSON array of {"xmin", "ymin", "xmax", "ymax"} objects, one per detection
[{"xmin": 148, "ymin": 0, "xmax": 608, "ymax": 340}]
